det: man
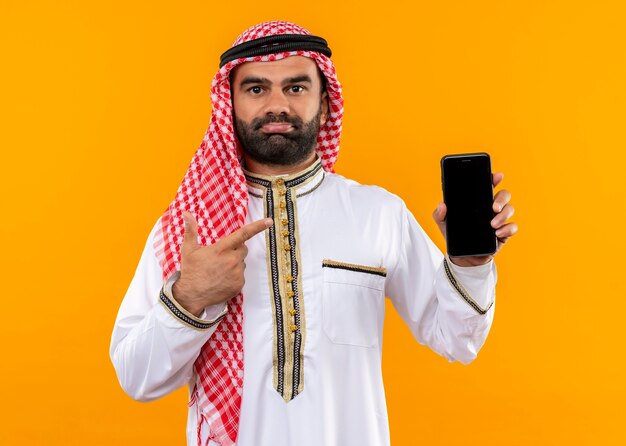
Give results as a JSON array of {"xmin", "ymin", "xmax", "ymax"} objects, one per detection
[{"xmin": 110, "ymin": 21, "xmax": 516, "ymax": 446}]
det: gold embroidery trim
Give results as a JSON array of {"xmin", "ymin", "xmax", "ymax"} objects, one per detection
[
  {"xmin": 290, "ymin": 189, "xmax": 306, "ymax": 397},
  {"xmin": 322, "ymin": 259, "xmax": 387, "ymax": 275},
  {"xmin": 442, "ymin": 257, "xmax": 493, "ymax": 315},
  {"xmin": 159, "ymin": 287, "xmax": 227, "ymax": 331},
  {"xmin": 296, "ymin": 173, "xmax": 325, "ymax": 197},
  {"xmin": 264, "ymin": 181, "xmax": 307, "ymax": 402},
  {"xmin": 244, "ymin": 158, "xmax": 321, "ymax": 184},
  {"xmin": 263, "ymin": 190, "xmax": 281, "ymax": 396}
]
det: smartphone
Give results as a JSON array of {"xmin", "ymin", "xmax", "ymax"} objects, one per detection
[{"xmin": 441, "ymin": 153, "xmax": 497, "ymax": 257}]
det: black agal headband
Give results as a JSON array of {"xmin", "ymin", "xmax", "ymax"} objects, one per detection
[{"xmin": 220, "ymin": 34, "xmax": 332, "ymax": 68}]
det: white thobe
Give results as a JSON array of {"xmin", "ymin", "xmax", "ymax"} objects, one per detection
[{"xmin": 110, "ymin": 159, "xmax": 497, "ymax": 446}]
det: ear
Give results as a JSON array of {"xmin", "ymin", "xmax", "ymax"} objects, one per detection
[{"xmin": 320, "ymin": 91, "xmax": 329, "ymax": 127}]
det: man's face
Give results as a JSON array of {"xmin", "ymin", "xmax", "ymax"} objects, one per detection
[{"xmin": 231, "ymin": 56, "xmax": 328, "ymax": 167}]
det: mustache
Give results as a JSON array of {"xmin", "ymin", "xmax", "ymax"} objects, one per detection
[{"xmin": 251, "ymin": 114, "xmax": 303, "ymax": 130}]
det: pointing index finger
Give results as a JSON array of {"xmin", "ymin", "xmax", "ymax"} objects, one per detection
[{"xmin": 222, "ymin": 218, "xmax": 273, "ymax": 249}]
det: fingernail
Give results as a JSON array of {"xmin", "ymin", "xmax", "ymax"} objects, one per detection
[
  {"xmin": 265, "ymin": 218, "xmax": 274, "ymax": 227},
  {"xmin": 495, "ymin": 229, "xmax": 504, "ymax": 237}
]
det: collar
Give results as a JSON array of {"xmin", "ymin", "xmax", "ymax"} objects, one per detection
[{"xmin": 244, "ymin": 158, "xmax": 325, "ymax": 198}]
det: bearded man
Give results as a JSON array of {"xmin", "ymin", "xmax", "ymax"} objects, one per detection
[{"xmin": 110, "ymin": 21, "xmax": 517, "ymax": 446}]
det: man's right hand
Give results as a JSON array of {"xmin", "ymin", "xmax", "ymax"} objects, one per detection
[{"xmin": 172, "ymin": 211, "xmax": 273, "ymax": 317}]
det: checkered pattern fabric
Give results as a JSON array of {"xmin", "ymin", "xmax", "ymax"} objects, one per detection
[{"xmin": 152, "ymin": 21, "xmax": 343, "ymax": 446}]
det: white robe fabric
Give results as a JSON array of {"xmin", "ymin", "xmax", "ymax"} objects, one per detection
[{"xmin": 110, "ymin": 163, "xmax": 496, "ymax": 446}]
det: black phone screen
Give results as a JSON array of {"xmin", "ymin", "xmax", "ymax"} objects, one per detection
[{"xmin": 441, "ymin": 153, "xmax": 497, "ymax": 257}]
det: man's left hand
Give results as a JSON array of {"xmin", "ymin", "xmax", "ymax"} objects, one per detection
[{"xmin": 432, "ymin": 172, "xmax": 518, "ymax": 267}]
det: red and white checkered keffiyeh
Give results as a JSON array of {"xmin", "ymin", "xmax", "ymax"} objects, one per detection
[{"xmin": 153, "ymin": 21, "xmax": 344, "ymax": 446}]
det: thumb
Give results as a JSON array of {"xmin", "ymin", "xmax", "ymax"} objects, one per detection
[
  {"xmin": 432, "ymin": 202, "xmax": 446, "ymax": 223},
  {"xmin": 182, "ymin": 211, "xmax": 199, "ymax": 248},
  {"xmin": 432, "ymin": 202, "xmax": 447, "ymax": 238}
]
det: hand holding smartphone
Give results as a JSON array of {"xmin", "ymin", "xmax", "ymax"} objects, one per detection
[{"xmin": 441, "ymin": 153, "xmax": 497, "ymax": 257}]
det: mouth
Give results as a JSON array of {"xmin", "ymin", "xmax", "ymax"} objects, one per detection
[{"xmin": 260, "ymin": 123, "xmax": 294, "ymax": 134}]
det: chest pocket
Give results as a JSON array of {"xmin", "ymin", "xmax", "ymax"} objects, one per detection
[{"xmin": 322, "ymin": 260, "xmax": 387, "ymax": 348}]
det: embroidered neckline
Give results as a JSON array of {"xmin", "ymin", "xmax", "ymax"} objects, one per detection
[{"xmin": 244, "ymin": 158, "xmax": 325, "ymax": 198}]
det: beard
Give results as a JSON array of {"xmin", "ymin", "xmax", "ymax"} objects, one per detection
[{"xmin": 234, "ymin": 108, "xmax": 321, "ymax": 167}]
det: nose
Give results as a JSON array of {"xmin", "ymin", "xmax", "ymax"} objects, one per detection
[{"xmin": 263, "ymin": 88, "xmax": 290, "ymax": 116}]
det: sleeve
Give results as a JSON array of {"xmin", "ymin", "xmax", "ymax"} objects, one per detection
[
  {"xmin": 385, "ymin": 202, "xmax": 497, "ymax": 365},
  {"xmin": 109, "ymin": 219, "xmax": 227, "ymax": 401}
]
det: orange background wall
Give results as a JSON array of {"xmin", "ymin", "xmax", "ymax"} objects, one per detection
[{"xmin": 1, "ymin": 1, "xmax": 625, "ymax": 445}]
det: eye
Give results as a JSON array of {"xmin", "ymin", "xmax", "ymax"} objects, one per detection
[
  {"xmin": 248, "ymin": 86, "xmax": 263, "ymax": 95},
  {"xmin": 288, "ymin": 85, "xmax": 305, "ymax": 94}
]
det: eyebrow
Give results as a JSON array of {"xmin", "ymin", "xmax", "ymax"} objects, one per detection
[
  {"xmin": 281, "ymin": 75, "xmax": 313, "ymax": 86},
  {"xmin": 239, "ymin": 76, "xmax": 270, "ymax": 87},
  {"xmin": 238, "ymin": 74, "xmax": 313, "ymax": 88}
]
